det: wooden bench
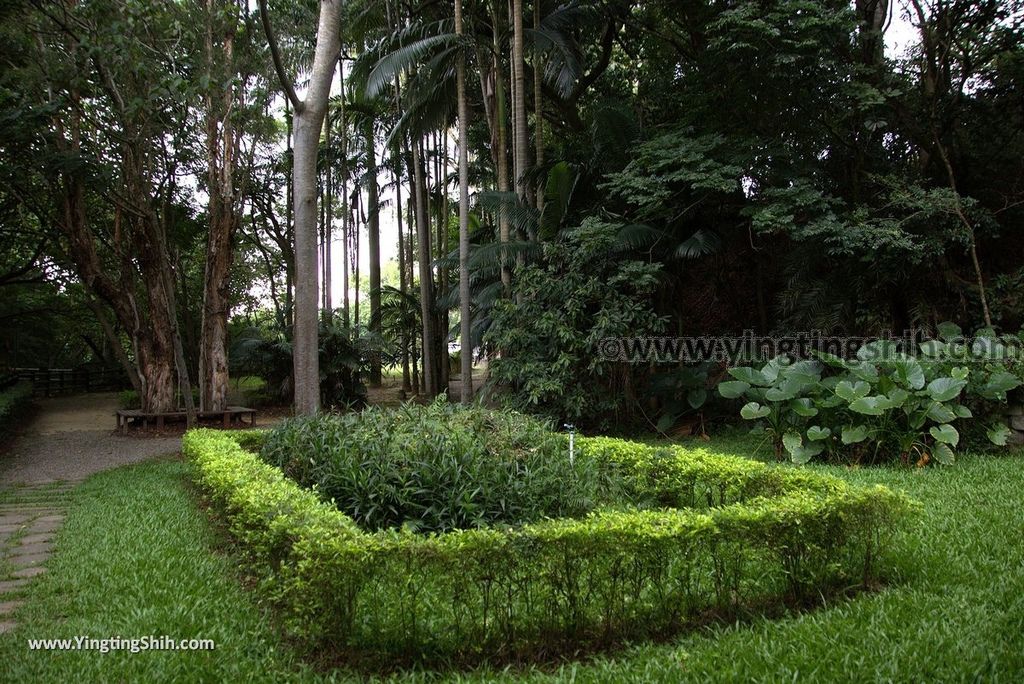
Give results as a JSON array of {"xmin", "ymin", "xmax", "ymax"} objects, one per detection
[{"xmin": 116, "ymin": 406, "xmax": 257, "ymax": 434}]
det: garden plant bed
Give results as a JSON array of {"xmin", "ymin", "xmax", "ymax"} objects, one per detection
[{"xmin": 185, "ymin": 415, "xmax": 916, "ymax": 671}]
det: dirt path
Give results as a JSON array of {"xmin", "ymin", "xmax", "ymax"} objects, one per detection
[{"xmin": 0, "ymin": 393, "xmax": 180, "ymax": 486}]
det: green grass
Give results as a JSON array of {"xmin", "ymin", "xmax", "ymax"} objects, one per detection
[
  {"xmin": 0, "ymin": 459, "xmax": 317, "ymax": 683},
  {"xmin": 1, "ymin": 443, "xmax": 1023, "ymax": 681}
]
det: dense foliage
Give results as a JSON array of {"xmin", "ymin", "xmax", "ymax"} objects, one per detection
[
  {"xmin": 485, "ymin": 219, "xmax": 666, "ymax": 427},
  {"xmin": 0, "ymin": 381, "xmax": 33, "ymax": 440},
  {"xmin": 261, "ymin": 402, "xmax": 618, "ymax": 532},
  {"xmin": 720, "ymin": 328, "xmax": 1024, "ymax": 464},
  {"xmin": 186, "ymin": 427, "xmax": 914, "ymax": 666}
]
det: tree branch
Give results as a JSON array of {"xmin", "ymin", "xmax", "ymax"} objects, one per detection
[{"xmin": 258, "ymin": 0, "xmax": 301, "ymax": 111}]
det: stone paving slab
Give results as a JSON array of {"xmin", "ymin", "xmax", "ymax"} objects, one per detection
[
  {"xmin": 9, "ymin": 543, "xmax": 53, "ymax": 557},
  {"xmin": 0, "ymin": 515, "xmax": 33, "ymax": 525},
  {"xmin": 11, "ymin": 566, "xmax": 46, "ymax": 579},
  {"xmin": 0, "ymin": 579, "xmax": 31, "ymax": 594},
  {"xmin": 10, "ymin": 553, "xmax": 48, "ymax": 568},
  {"xmin": 0, "ymin": 599, "xmax": 24, "ymax": 615},
  {"xmin": 27, "ymin": 521, "xmax": 61, "ymax": 535},
  {"xmin": 18, "ymin": 534, "xmax": 53, "ymax": 546},
  {"xmin": 0, "ymin": 620, "xmax": 16, "ymax": 634}
]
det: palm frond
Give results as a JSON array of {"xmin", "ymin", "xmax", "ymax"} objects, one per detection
[
  {"xmin": 475, "ymin": 191, "xmax": 540, "ymax": 238},
  {"xmin": 673, "ymin": 228, "xmax": 722, "ymax": 259},
  {"xmin": 614, "ymin": 223, "xmax": 668, "ymax": 251}
]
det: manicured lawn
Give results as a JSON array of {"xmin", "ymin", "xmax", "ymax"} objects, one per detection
[
  {"xmin": 0, "ymin": 459, "xmax": 315, "ymax": 683},
  {"xmin": 1, "ymin": 445, "xmax": 1022, "ymax": 682}
]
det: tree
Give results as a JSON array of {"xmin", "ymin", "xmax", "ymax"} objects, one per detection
[
  {"xmin": 259, "ymin": 0, "xmax": 343, "ymax": 414},
  {"xmin": 455, "ymin": 0, "xmax": 472, "ymax": 403}
]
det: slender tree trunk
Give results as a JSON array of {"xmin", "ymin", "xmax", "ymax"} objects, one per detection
[
  {"xmin": 395, "ymin": 161, "xmax": 411, "ymax": 391},
  {"xmin": 512, "ymin": 0, "xmax": 529, "ymax": 204},
  {"xmin": 354, "ymin": 190, "xmax": 361, "ymax": 330},
  {"xmin": 455, "ymin": 0, "xmax": 473, "ymax": 403},
  {"xmin": 435, "ymin": 131, "xmax": 451, "ymax": 394},
  {"xmin": 366, "ymin": 118, "xmax": 382, "ymax": 386},
  {"xmin": 533, "ymin": 0, "xmax": 544, "ymax": 212},
  {"xmin": 490, "ymin": 4, "xmax": 512, "ymax": 288},
  {"xmin": 261, "ymin": 0, "xmax": 343, "ymax": 414},
  {"xmin": 323, "ymin": 105, "xmax": 333, "ymax": 316},
  {"xmin": 413, "ymin": 140, "xmax": 438, "ymax": 396}
]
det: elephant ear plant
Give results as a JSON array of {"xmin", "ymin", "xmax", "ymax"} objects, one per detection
[{"xmin": 719, "ymin": 335, "xmax": 1019, "ymax": 465}]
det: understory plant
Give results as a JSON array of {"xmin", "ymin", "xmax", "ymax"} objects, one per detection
[
  {"xmin": 719, "ymin": 326, "xmax": 1024, "ymax": 465},
  {"xmin": 261, "ymin": 400, "xmax": 625, "ymax": 533}
]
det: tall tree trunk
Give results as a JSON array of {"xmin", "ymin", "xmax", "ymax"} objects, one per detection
[
  {"xmin": 533, "ymin": 0, "xmax": 545, "ymax": 212},
  {"xmin": 435, "ymin": 131, "xmax": 451, "ymax": 394},
  {"xmin": 261, "ymin": 0, "xmax": 343, "ymax": 414},
  {"xmin": 413, "ymin": 140, "xmax": 438, "ymax": 396},
  {"xmin": 354, "ymin": 190, "xmax": 361, "ymax": 329},
  {"xmin": 200, "ymin": 0, "xmax": 236, "ymax": 412},
  {"xmin": 490, "ymin": 3, "xmax": 511, "ymax": 288},
  {"xmin": 395, "ymin": 161, "xmax": 411, "ymax": 392},
  {"xmin": 366, "ymin": 118, "xmax": 383, "ymax": 386},
  {"xmin": 512, "ymin": 0, "xmax": 529, "ymax": 204},
  {"xmin": 455, "ymin": 0, "xmax": 473, "ymax": 403}
]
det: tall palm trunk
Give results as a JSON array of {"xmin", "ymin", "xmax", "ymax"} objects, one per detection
[
  {"xmin": 413, "ymin": 140, "xmax": 438, "ymax": 396},
  {"xmin": 533, "ymin": 0, "xmax": 544, "ymax": 212},
  {"xmin": 455, "ymin": 0, "xmax": 472, "ymax": 403},
  {"xmin": 511, "ymin": 0, "xmax": 529, "ymax": 205},
  {"xmin": 366, "ymin": 118, "xmax": 382, "ymax": 386}
]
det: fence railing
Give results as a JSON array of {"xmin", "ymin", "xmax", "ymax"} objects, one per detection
[{"xmin": 10, "ymin": 367, "xmax": 130, "ymax": 397}]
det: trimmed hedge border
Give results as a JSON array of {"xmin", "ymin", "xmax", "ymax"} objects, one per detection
[
  {"xmin": 0, "ymin": 381, "xmax": 34, "ymax": 441},
  {"xmin": 184, "ymin": 428, "xmax": 916, "ymax": 666}
]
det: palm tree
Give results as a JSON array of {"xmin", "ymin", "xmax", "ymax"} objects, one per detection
[{"xmin": 455, "ymin": 0, "xmax": 472, "ymax": 403}]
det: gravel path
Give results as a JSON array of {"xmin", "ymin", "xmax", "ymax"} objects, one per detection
[
  {"xmin": 0, "ymin": 393, "xmax": 181, "ymax": 632},
  {"xmin": 0, "ymin": 393, "xmax": 180, "ymax": 486}
]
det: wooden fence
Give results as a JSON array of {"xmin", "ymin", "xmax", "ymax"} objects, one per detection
[{"xmin": 9, "ymin": 367, "xmax": 130, "ymax": 397}]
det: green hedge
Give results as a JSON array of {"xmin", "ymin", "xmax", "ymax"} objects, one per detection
[
  {"xmin": 0, "ymin": 381, "xmax": 33, "ymax": 440},
  {"xmin": 184, "ymin": 429, "xmax": 916, "ymax": 666}
]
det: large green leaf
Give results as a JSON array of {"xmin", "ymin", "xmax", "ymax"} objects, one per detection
[
  {"xmin": 849, "ymin": 396, "xmax": 886, "ymax": 416},
  {"xmin": 926, "ymin": 402, "xmax": 957, "ymax": 424},
  {"xmin": 783, "ymin": 431, "xmax": 824, "ymax": 464},
  {"xmin": 841, "ymin": 425, "xmax": 870, "ymax": 444},
  {"xmin": 929, "ymin": 424, "xmax": 959, "ymax": 447},
  {"xmin": 918, "ymin": 340, "xmax": 946, "ymax": 357},
  {"xmin": 790, "ymin": 398, "xmax": 819, "ymax": 417},
  {"xmin": 926, "ymin": 377, "xmax": 967, "ymax": 402},
  {"xmin": 687, "ymin": 388, "xmax": 708, "ymax": 409},
  {"xmin": 740, "ymin": 402, "xmax": 770, "ymax": 420},
  {"xmin": 987, "ymin": 423, "xmax": 1012, "ymax": 446},
  {"xmin": 936, "ymin": 321, "xmax": 962, "ymax": 342},
  {"xmin": 932, "ymin": 442, "xmax": 955, "ymax": 465},
  {"xmin": 835, "ymin": 380, "xmax": 870, "ymax": 402},
  {"xmin": 981, "ymin": 371, "xmax": 1021, "ymax": 400},
  {"xmin": 718, "ymin": 381, "xmax": 750, "ymax": 399},
  {"xmin": 857, "ymin": 339, "xmax": 898, "ymax": 363},
  {"xmin": 728, "ymin": 366, "xmax": 768, "ymax": 386},
  {"xmin": 890, "ymin": 356, "xmax": 925, "ymax": 390},
  {"xmin": 807, "ymin": 426, "xmax": 831, "ymax": 441}
]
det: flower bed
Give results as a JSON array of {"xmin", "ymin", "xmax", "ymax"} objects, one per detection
[{"xmin": 184, "ymin": 428, "xmax": 915, "ymax": 666}]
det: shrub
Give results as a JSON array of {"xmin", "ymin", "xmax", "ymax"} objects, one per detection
[
  {"xmin": 185, "ymin": 426, "xmax": 916, "ymax": 667},
  {"xmin": 0, "ymin": 381, "xmax": 33, "ymax": 439},
  {"xmin": 260, "ymin": 402, "xmax": 628, "ymax": 533},
  {"xmin": 719, "ymin": 331, "xmax": 1024, "ymax": 465},
  {"xmin": 484, "ymin": 218, "xmax": 667, "ymax": 429}
]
